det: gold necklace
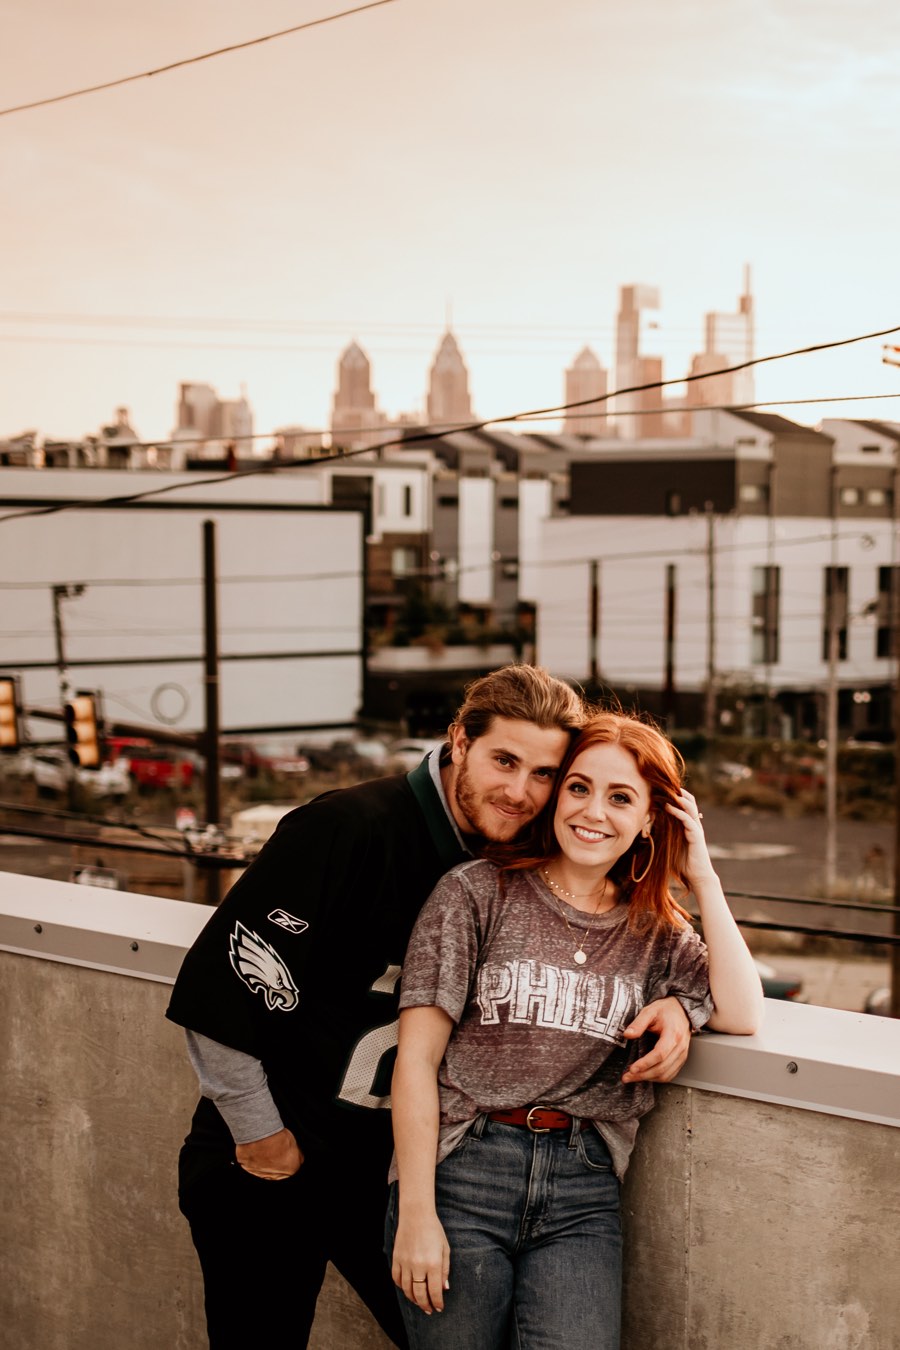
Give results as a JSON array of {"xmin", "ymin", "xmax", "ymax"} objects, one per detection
[{"xmin": 541, "ymin": 868, "xmax": 610, "ymax": 966}]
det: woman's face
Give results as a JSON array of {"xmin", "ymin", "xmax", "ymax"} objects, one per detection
[{"xmin": 553, "ymin": 741, "xmax": 652, "ymax": 873}]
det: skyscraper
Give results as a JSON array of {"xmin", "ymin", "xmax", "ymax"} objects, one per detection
[
  {"xmin": 331, "ymin": 341, "xmax": 384, "ymax": 449},
  {"xmin": 175, "ymin": 382, "xmax": 253, "ymax": 451},
  {"xmin": 563, "ymin": 347, "xmax": 608, "ymax": 436},
  {"xmin": 613, "ymin": 285, "xmax": 663, "ymax": 439},
  {"xmin": 687, "ymin": 267, "xmax": 755, "ymax": 409},
  {"xmin": 426, "ymin": 330, "xmax": 473, "ymax": 426},
  {"xmin": 177, "ymin": 383, "xmax": 221, "ymax": 438}
]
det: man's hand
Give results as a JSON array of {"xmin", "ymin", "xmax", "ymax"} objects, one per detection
[
  {"xmin": 235, "ymin": 1127, "xmax": 303, "ymax": 1180},
  {"xmin": 621, "ymin": 996, "xmax": 692, "ymax": 1083}
]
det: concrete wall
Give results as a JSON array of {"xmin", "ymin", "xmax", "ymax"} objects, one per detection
[
  {"xmin": 623, "ymin": 1089, "xmax": 898, "ymax": 1349},
  {"xmin": 2, "ymin": 873, "xmax": 899, "ymax": 1349}
]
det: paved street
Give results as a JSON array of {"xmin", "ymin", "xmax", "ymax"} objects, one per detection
[
  {"xmin": 700, "ymin": 803, "xmax": 893, "ymax": 900},
  {"xmin": 752, "ymin": 951, "xmax": 889, "ymax": 1015},
  {"xmin": 693, "ymin": 803, "xmax": 894, "ymax": 1014}
]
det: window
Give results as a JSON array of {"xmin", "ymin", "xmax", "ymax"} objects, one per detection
[
  {"xmin": 391, "ymin": 547, "xmax": 417, "ymax": 578},
  {"xmin": 665, "ymin": 490, "xmax": 682, "ymax": 516},
  {"xmin": 739, "ymin": 482, "xmax": 767, "ymax": 506},
  {"xmin": 839, "ymin": 487, "xmax": 861, "ymax": 506},
  {"xmin": 861, "ymin": 444, "xmax": 881, "ymax": 454},
  {"xmin": 865, "ymin": 488, "xmax": 889, "ymax": 508},
  {"xmin": 437, "ymin": 494, "xmax": 458, "ymax": 508},
  {"xmin": 402, "ymin": 484, "xmax": 412, "ymax": 517},
  {"xmin": 823, "ymin": 567, "xmax": 849, "ymax": 662},
  {"xmin": 751, "ymin": 565, "xmax": 780, "ymax": 664},
  {"xmin": 876, "ymin": 566, "xmax": 900, "ymax": 659}
]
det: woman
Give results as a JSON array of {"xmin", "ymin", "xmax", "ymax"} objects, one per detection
[{"xmin": 386, "ymin": 711, "xmax": 762, "ymax": 1350}]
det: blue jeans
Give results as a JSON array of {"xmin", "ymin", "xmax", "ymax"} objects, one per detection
[{"xmin": 385, "ymin": 1116, "xmax": 622, "ymax": 1350}]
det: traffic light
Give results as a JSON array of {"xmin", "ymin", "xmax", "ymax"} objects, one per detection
[
  {"xmin": 0, "ymin": 676, "xmax": 21, "ymax": 752},
  {"xmin": 64, "ymin": 691, "xmax": 102, "ymax": 768}
]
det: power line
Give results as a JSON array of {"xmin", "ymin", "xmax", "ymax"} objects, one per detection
[
  {"xmin": 0, "ymin": 569, "xmax": 361, "ymax": 590},
  {"xmin": 0, "ymin": 1, "xmax": 400, "ymax": 119},
  {"xmin": 1, "ymin": 319, "xmax": 898, "ymax": 527},
  {"xmin": 536, "ymin": 392, "xmax": 900, "ymax": 423},
  {"xmin": 0, "ymin": 309, "xmax": 759, "ymax": 337}
]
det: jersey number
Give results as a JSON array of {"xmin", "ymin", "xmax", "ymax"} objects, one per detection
[{"xmin": 336, "ymin": 964, "xmax": 401, "ymax": 1110}]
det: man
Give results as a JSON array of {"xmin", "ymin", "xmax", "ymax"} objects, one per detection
[{"xmin": 167, "ymin": 666, "xmax": 692, "ymax": 1348}]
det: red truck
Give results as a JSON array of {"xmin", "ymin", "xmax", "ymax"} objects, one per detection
[{"xmin": 108, "ymin": 738, "xmax": 195, "ymax": 790}]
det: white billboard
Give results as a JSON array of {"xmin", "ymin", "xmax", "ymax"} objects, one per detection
[{"xmin": 0, "ymin": 492, "xmax": 365, "ymax": 735}]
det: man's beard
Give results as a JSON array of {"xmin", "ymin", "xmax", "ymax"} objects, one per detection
[{"xmin": 454, "ymin": 757, "xmax": 528, "ymax": 842}]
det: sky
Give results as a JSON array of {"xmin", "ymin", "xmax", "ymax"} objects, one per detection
[{"xmin": 1, "ymin": 0, "xmax": 899, "ymax": 444}]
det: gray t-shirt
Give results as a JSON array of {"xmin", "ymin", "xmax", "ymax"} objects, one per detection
[{"xmin": 397, "ymin": 859, "xmax": 713, "ymax": 1179}]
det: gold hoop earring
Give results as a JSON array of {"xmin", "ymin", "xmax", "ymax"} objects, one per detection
[{"xmin": 630, "ymin": 832, "xmax": 655, "ymax": 885}]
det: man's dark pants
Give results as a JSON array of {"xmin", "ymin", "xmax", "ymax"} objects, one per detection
[{"xmin": 180, "ymin": 1146, "xmax": 407, "ymax": 1349}]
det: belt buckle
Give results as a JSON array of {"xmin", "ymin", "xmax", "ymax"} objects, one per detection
[{"xmin": 525, "ymin": 1106, "xmax": 550, "ymax": 1134}]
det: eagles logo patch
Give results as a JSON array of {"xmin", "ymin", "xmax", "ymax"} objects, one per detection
[{"xmin": 228, "ymin": 922, "xmax": 300, "ymax": 1012}]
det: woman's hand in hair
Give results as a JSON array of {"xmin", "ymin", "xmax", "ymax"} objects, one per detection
[
  {"xmin": 666, "ymin": 790, "xmax": 717, "ymax": 887},
  {"xmin": 666, "ymin": 792, "xmax": 764, "ymax": 1035}
]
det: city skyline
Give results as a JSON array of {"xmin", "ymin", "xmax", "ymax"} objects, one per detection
[{"xmin": 2, "ymin": 0, "xmax": 899, "ymax": 442}]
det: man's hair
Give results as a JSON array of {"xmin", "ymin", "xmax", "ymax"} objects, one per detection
[{"xmin": 449, "ymin": 664, "xmax": 584, "ymax": 744}]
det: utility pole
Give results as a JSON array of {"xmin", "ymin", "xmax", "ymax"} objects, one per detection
[
  {"xmin": 203, "ymin": 520, "xmax": 222, "ymax": 906},
  {"xmin": 589, "ymin": 559, "xmax": 600, "ymax": 688},
  {"xmin": 764, "ymin": 456, "xmax": 777, "ymax": 738},
  {"xmin": 891, "ymin": 437, "xmax": 900, "ymax": 1017},
  {"xmin": 51, "ymin": 583, "xmax": 85, "ymax": 707},
  {"xmin": 824, "ymin": 466, "xmax": 839, "ymax": 896},
  {"xmin": 662, "ymin": 563, "xmax": 676, "ymax": 726},
  {"xmin": 703, "ymin": 503, "xmax": 717, "ymax": 739},
  {"xmin": 892, "ymin": 571, "xmax": 900, "ymax": 1017}
]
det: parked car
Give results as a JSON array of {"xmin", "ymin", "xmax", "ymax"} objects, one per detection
[
  {"xmin": 108, "ymin": 738, "xmax": 194, "ymax": 790},
  {"xmin": 713, "ymin": 760, "xmax": 753, "ymax": 785},
  {"xmin": 221, "ymin": 740, "xmax": 310, "ymax": 779},
  {"xmin": 1, "ymin": 748, "xmax": 38, "ymax": 780},
  {"xmin": 863, "ymin": 987, "xmax": 889, "ymax": 1016},
  {"xmin": 316, "ymin": 737, "xmax": 390, "ymax": 777},
  {"xmin": 754, "ymin": 958, "xmax": 804, "ymax": 1001},
  {"xmin": 386, "ymin": 738, "xmax": 444, "ymax": 771},
  {"xmin": 31, "ymin": 747, "xmax": 131, "ymax": 798},
  {"xmin": 756, "ymin": 756, "xmax": 823, "ymax": 796}
]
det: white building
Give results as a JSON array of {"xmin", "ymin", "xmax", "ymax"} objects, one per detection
[
  {"xmin": 0, "ymin": 468, "xmax": 363, "ymax": 736},
  {"xmin": 532, "ymin": 411, "xmax": 897, "ymax": 738}
]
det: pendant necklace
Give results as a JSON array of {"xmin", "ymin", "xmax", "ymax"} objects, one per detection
[{"xmin": 542, "ymin": 868, "xmax": 610, "ymax": 966}]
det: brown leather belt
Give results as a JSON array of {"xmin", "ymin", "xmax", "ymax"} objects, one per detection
[{"xmin": 487, "ymin": 1107, "xmax": 588, "ymax": 1133}]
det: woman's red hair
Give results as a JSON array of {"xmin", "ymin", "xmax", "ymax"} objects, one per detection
[{"xmin": 488, "ymin": 710, "xmax": 693, "ymax": 933}]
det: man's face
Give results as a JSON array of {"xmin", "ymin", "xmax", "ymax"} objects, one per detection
[{"xmin": 447, "ymin": 716, "xmax": 571, "ymax": 842}]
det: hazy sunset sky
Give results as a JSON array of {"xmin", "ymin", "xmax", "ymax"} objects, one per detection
[{"xmin": 2, "ymin": 0, "xmax": 899, "ymax": 443}]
